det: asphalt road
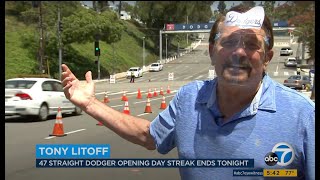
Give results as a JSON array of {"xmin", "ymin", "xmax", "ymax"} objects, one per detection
[{"xmin": 5, "ymin": 34, "xmax": 309, "ymax": 180}]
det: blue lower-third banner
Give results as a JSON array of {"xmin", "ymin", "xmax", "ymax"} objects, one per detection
[{"xmin": 36, "ymin": 159, "xmax": 254, "ymax": 168}]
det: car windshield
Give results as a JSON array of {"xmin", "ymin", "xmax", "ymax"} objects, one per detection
[
  {"xmin": 5, "ymin": 80, "xmax": 36, "ymax": 89},
  {"xmin": 151, "ymin": 64, "xmax": 159, "ymax": 67},
  {"xmin": 129, "ymin": 69, "xmax": 138, "ymax": 71}
]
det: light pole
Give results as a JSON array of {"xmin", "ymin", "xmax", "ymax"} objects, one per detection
[
  {"xmin": 165, "ymin": 34, "xmax": 168, "ymax": 60},
  {"xmin": 39, "ymin": 1, "xmax": 44, "ymax": 74},
  {"xmin": 58, "ymin": 3, "xmax": 62, "ymax": 80},
  {"xmin": 177, "ymin": 40, "xmax": 180, "ymax": 58},
  {"xmin": 142, "ymin": 36, "xmax": 145, "ymax": 69}
]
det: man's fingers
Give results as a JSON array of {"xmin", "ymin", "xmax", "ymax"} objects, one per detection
[
  {"xmin": 85, "ymin": 71, "xmax": 92, "ymax": 83},
  {"xmin": 61, "ymin": 64, "xmax": 77, "ymax": 80},
  {"xmin": 61, "ymin": 64, "xmax": 69, "ymax": 72},
  {"xmin": 61, "ymin": 76, "xmax": 71, "ymax": 87},
  {"xmin": 63, "ymin": 83, "xmax": 72, "ymax": 91}
]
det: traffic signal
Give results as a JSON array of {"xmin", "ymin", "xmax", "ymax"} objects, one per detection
[
  {"xmin": 94, "ymin": 41, "xmax": 100, "ymax": 56},
  {"xmin": 58, "ymin": 21, "xmax": 63, "ymax": 32}
]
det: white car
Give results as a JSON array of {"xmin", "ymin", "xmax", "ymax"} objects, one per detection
[
  {"xmin": 284, "ymin": 57, "xmax": 297, "ymax": 67},
  {"xmin": 126, "ymin": 67, "xmax": 143, "ymax": 78},
  {"xmin": 5, "ymin": 78, "xmax": 82, "ymax": 121},
  {"xmin": 149, "ymin": 63, "xmax": 163, "ymax": 72},
  {"xmin": 280, "ymin": 47, "xmax": 293, "ymax": 56}
]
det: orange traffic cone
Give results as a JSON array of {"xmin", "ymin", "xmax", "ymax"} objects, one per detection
[
  {"xmin": 153, "ymin": 88, "xmax": 158, "ymax": 97},
  {"xmin": 167, "ymin": 85, "xmax": 171, "ymax": 94},
  {"xmin": 49, "ymin": 107, "xmax": 66, "ymax": 137},
  {"xmin": 160, "ymin": 95, "xmax": 167, "ymax": 109},
  {"xmin": 123, "ymin": 101, "xmax": 130, "ymax": 115},
  {"xmin": 96, "ymin": 121, "xmax": 104, "ymax": 126},
  {"xmin": 159, "ymin": 87, "xmax": 164, "ymax": 95},
  {"xmin": 103, "ymin": 92, "xmax": 110, "ymax": 103},
  {"xmin": 121, "ymin": 91, "xmax": 128, "ymax": 101},
  {"xmin": 144, "ymin": 98, "xmax": 152, "ymax": 113},
  {"xmin": 147, "ymin": 88, "xmax": 153, "ymax": 98},
  {"xmin": 136, "ymin": 88, "xmax": 142, "ymax": 99}
]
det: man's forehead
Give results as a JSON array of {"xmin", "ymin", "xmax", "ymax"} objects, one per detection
[{"xmin": 218, "ymin": 23, "xmax": 266, "ymax": 36}]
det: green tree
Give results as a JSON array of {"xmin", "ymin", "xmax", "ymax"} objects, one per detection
[
  {"xmin": 273, "ymin": 1, "xmax": 315, "ymax": 60},
  {"xmin": 263, "ymin": 1, "xmax": 275, "ymax": 22},
  {"xmin": 62, "ymin": 9, "xmax": 124, "ymax": 44},
  {"xmin": 217, "ymin": 1, "xmax": 226, "ymax": 14},
  {"xmin": 133, "ymin": 1, "xmax": 213, "ymax": 50},
  {"xmin": 122, "ymin": 2, "xmax": 134, "ymax": 14},
  {"xmin": 134, "ymin": 2, "xmax": 213, "ymax": 29},
  {"xmin": 240, "ymin": 1, "xmax": 256, "ymax": 8}
]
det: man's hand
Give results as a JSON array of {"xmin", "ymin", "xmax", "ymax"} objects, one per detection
[{"xmin": 61, "ymin": 64, "xmax": 96, "ymax": 110}]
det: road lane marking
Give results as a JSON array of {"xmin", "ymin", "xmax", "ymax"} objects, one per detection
[
  {"xmin": 44, "ymin": 129, "xmax": 86, "ymax": 139},
  {"xmin": 195, "ymin": 75, "xmax": 203, "ymax": 79},
  {"xmin": 95, "ymin": 91, "xmax": 111, "ymax": 95},
  {"xmin": 183, "ymin": 75, "xmax": 193, "ymax": 80},
  {"xmin": 137, "ymin": 113, "xmax": 151, "ymax": 117},
  {"xmin": 110, "ymin": 104, "xmax": 124, "ymax": 108}
]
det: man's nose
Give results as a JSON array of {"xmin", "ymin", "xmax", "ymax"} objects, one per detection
[{"xmin": 232, "ymin": 43, "xmax": 247, "ymax": 56}]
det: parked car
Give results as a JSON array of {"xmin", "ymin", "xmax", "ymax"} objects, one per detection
[
  {"xmin": 283, "ymin": 75, "xmax": 311, "ymax": 90},
  {"xmin": 280, "ymin": 47, "xmax": 293, "ymax": 56},
  {"xmin": 5, "ymin": 78, "xmax": 82, "ymax": 121},
  {"xmin": 284, "ymin": 57, "xmax": 297, "ymax": 67},
  {"xmin": 149, "ymin": 63, "xmax": 163, "ymax": 72},
  {"xmin": 126, "ymin": 67, "xmax": 143, "ymax": 78}
]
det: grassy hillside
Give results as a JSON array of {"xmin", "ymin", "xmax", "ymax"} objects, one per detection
[
  {"xmin": 5, "ymin": 8, "xmax": 159, "ymax": 80},
  {"xmin": 5, "ymin": 15, "xmax": 40, "ymax": 79}
]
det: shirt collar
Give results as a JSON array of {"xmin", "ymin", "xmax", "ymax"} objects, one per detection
[{"xmin": 196, "ymin": 75, "xmax": 277, "ymax": 112}]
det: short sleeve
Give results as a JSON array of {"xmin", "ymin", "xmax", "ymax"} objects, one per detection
[{"xmin": 149, "ymin": 90, "xmax": 180, "ymax": 154}]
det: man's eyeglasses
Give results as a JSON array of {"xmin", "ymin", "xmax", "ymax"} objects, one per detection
[{"xmin": 214, "ymin": 32, "xmax": 269, "ymax": 53}]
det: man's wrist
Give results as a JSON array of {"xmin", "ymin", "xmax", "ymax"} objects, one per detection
[{"xmin": 83, "ymin": 96, "xmax": 97, "ymax": 113}]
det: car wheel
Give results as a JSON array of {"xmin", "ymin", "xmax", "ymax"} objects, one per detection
[
  {"xmin": 73, "ymin": 106, "xmax": 82, "ymax": 115},
  {"xmin": 38, "ymin": 104, "xmax": 49, "ymax": 121}
]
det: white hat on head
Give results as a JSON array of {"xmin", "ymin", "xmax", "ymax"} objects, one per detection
[{"xmin": 224, "ymin": 6, "xmax": 265, "ymax": 29}]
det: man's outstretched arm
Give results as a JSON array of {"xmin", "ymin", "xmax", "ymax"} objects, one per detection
[{"xmin": 61, "ymin": 64, "xmax": 156, "ymax": 150}]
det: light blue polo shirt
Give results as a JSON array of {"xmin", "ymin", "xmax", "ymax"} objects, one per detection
[{"xmin": 150, "ymin": 75, "xmax": 315, "ymax": 180}]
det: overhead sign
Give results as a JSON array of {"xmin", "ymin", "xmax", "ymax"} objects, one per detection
[
  {"xmin": 273, "ymin": 21, "xmax": 289, "ymax": 27},
  {"xmin": 166, "ymin": 24, "xmax": 175, "ymax": 30},
  {"xmin": 166, "ymin": 23, "xmax": 213, "ymax": 31}
]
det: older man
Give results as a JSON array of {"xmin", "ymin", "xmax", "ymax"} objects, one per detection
[{"xmin": 61, "ymin": 5, "xmax": 314, "ymax": 180}]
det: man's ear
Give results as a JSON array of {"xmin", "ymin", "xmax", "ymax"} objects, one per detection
[
  {"xmin": 209, "ymin": 43, "xmax": 214, "ymax": 57},
  {"xmin": 208, "ymin": 43, "xmax": 216, "ymax": 66},
  {"xmin": 264, "ymin": 49, "xmax": 274, "ymax": 66}
]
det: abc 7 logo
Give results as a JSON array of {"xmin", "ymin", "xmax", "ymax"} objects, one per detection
[{"xmin": 264, "ymin": 142, "xmax": 295, "ymax": 166}]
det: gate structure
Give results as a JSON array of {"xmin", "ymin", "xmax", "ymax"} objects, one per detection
[{"xmin": 159, "ymin": 22, "xmax": 295, "ymax": 60}]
